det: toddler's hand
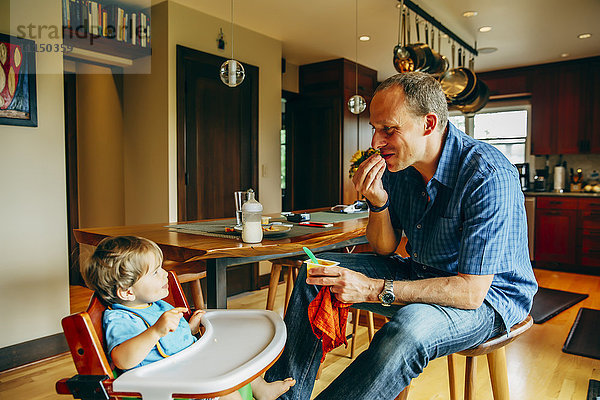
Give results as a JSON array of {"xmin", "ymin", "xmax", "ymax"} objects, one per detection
[
  {"xmin": 153, "ymin": 307, "xmax": 187, "ymax": 337},
  {"xmin": 189, "ymin": 309, "xmax": 206, "ymax": 335}
]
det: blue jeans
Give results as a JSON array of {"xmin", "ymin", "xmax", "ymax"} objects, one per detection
[{"xmin": 265, "ymin": 252, "xmax": 504, "ymax": 399}]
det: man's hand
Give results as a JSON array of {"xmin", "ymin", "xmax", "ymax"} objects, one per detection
[
  {"xmin": 352, "ymin": 154, "xmax": 387, "ymax": 207},
  {"xmin": 188, "ymin": 309, "xmax": 206, "ymax": 335},
  {"xmin": 306, "ymin": 266, "xmax": 381, "ymax": 304},
  {"xmin": 152, "ymin": 307, "xmax": 187, "ymax": 337}
]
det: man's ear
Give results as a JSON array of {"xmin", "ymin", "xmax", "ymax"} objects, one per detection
[
  {"xmin": 423, "ymin": 113, "xmax": 438, "ymax": 136},
  {"xmin": 116, "ymin": 286, "xmax": 136, "ymax": 302}
]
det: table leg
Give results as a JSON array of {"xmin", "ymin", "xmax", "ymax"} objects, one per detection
[{"xmin": 206, "ymin": 259, "xmax": 228, "ymax": 309}]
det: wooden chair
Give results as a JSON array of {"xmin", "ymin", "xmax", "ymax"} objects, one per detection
[
  {"xmin": 395, "ymin": 314, "xmax": 534, "ymax": 400},
  {"xmin": 56, "ymin": 271, "xmax": 284, "ymax": 400}
]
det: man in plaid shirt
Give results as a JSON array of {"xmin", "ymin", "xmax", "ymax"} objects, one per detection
[{"xmin": 266, "ymin": 72, "xmax": 537, "ymax": 399}]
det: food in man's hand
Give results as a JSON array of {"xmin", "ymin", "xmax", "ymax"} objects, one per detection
[{"xmin": 349, "ymin": 148, "xmax": 381, "ymax": 178}]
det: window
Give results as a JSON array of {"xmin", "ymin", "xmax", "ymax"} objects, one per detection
[
  {"xmin": 448, "ymin": 103, "xmax": 531, "ymax": 165},
  {"xmin": 281, "ymin": 98, "xmax": 287, "ymax": 192}
]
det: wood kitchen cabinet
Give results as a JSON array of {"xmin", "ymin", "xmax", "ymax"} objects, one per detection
[
  {"xmin": 531, "ymin": 60, "xmax": 589, "ymax": 154},
  {"xmin": 534, "ymin": 197, "xmax": 578, "ymax": 264},
  {"xmin": 534, "ymin": 196, "xmax": 600, "ymax": 272},
  {"xmin": 588, "ymin": 59, "xmax": 600, "ymax": 153},
  {"xmin": 287, "ymin": 59, "xmax": 377, "ymax": 210}
]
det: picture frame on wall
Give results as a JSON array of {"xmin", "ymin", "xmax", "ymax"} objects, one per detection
[{"xmin": 0, "ymin": 33, "xmax": 37, "ymax": 127}]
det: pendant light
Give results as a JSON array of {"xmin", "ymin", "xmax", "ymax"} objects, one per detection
[
  {"xmin": 220, "ymin": 0, "xmax": 245, "ymax": 87},
  {"xmin": 347, "ymin": 0, "xmax": 366, "ymax": 114}
]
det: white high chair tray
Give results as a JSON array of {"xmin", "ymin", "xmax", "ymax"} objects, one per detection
[{"xmin": 112, "ymin": 309, "xmax": 286, "ymax": 400}]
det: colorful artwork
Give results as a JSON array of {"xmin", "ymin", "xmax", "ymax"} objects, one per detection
[{"xmin": 0, "ymin": 33, "xmax": 37, "ymax": 127}]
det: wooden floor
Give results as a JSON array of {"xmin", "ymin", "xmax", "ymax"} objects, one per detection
[{"xmin": 2, "ymin": 268, "xmax": 600, "ymax": 399}]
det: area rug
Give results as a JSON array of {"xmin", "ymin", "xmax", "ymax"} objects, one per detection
[
  {"xmin": 530, "ymin": 287, "xmax": 588, "ymax": 324},
  {"xmin": 563, "ymin": 308, "xmax": 600, "ymax": 360}
]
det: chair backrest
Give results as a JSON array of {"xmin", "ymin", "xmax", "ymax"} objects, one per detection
[{"xmin": 62, "ymin": 271, "xmax": 190, "ymax": 376}]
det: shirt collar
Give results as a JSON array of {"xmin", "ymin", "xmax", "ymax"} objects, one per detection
[{"xmin": 431, "ymin": 122, "xmax": 463, "ymax": 189}]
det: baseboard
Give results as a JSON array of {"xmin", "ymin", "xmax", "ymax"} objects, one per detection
[{"xmin": 0, "ymin": 333, "xmax": 69, "ymax": 372}]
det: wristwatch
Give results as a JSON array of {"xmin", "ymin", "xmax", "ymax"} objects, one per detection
[{"xmin": 378, "ymin": 279, "xmax": 395, "ymax": 306}]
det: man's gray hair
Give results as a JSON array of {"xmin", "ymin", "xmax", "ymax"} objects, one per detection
[{"xmin": 375, "ymin": 72, "xmax": 449, "ymax": 132}]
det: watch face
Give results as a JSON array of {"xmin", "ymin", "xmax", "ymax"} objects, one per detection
[{"xmin": 379, "ymin": 292, "xmax": 395, "ymax": 305}]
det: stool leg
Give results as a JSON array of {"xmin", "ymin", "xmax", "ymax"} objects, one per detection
[
  {"xmin": 284, "ymin": 266, "xmax": 295, "ymax": 315},
  {"xmin": 395, "ymin": 383, "xmax": 411, "ymax": 400},
  {"xmin": 266, "ymin": 263, "xmax": 282, "ymax": 311},
  {"xmin": 487, "ymin": 347, "xmax": 510, "ymax": 400},
  {"xmin": 447, "ymin": 353, "xmax": 460, "ymax": 400},
  {"xmin": 464, "ymin": 356, "xmax": 476, "ymax": 400},
  {"xmin": 350, "ymin": 309, "xmax": 360, "ymax": 359},
  {"xmin": 189, "ymin": 279, "xmax": 205, "ymax": 310},
  {"xmin": 367, "ymin": 311, "xmax": 375, "ymax": 341}
]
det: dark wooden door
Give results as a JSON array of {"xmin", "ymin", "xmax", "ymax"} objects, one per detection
[
  {"xmin": 534, "ymin": 208, "xmax": 577, "ymax": 264},
  {"xmin": 176, "ymin": 46, "xmax": 259, "ymax": 295},
  {"xmin": 287, "ymin": 96, "xmax": 341, "ymax": 210},
  {"xmin": 556, "ymin": 63, "xmax": 585, "ymax": 154},
  {"xmin": 177, "ymin": 46, "xmax": 258, "ymax": 221}
]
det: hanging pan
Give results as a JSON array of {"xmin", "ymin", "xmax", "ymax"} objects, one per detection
[
  {"xmin": 439, "ymin": 46, "xmax": 477, "ymax": 103},
  {"xmin": 456, "ymin": 56, "xmax": 489, "ymax": 114},
  {"xmin": 393, "ymin": 2, "xmax": 414, "ymax": 73},
  {"xmin": 406, "ymin": 18, "xmax": 435, "ymax": 72}
]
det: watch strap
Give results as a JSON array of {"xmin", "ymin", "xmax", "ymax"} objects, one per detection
[{"xmin": 365, "ymin": 197, "xmax": 389, "ymax": 213}]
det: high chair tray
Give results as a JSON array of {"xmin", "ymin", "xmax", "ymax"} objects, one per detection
[{"xmin": 112, "ymin": 309, "xmax": 286, "ymax": 400}]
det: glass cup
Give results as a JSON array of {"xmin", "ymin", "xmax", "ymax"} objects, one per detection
[{"xmin": 234, "ymin": 191, "xmax": 248, "ymax": 226}]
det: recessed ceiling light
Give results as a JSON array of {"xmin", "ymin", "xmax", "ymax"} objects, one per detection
[
  {"xmin": 578, "ymin": 33, "xmax": 592, "ymax": 39},
  {"xmin": 462, "ymin": 11, "xmax": 478, "ymax": 18},
  {"xmin": 479, "ymin": 26, "xmax": 492, "ymax": 33},
  {"xmin": 359, "ymin": 35, "xmax": 370, "ymax": 41},
  {"xmin": 478, "ymin": 47, "xmax": 498, "ymax": 54},
  {"xmin": 561, "ymin": 53, "xmax": 570, "ymax": 58}
]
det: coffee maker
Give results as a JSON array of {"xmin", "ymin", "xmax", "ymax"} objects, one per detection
[{"xmin": 514, "ymin": 163, "xmax": 530, "ymax": 191}]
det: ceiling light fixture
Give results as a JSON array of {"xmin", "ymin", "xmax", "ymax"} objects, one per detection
[
  {"xmin": 359, "ymin": 35, "xmax": 370, "ymax": 41},
  {"xmin": 561, "ymin": 53, "xmax": 570, "ymax": 58},
  {"xmin": 479, "ymin": 26, "xmax": 492, "ymax": 33},
  {"xmin": 348, "ymin": 0, "xmax": 366, "ymax": 115},
  {"xmin": 462, "ymin": 11, "xmax": 478, "ymax": 18},
  {"xmin": 478, "ymin": 47, "xmax": 497, "ymax": 54},
  {"xmin": 578, "ymin": 33, "xmax": 592, "ymax": 39},
  {"xmin": 219, "ymin": 0, "xmax": 245, "ymax": 87}
]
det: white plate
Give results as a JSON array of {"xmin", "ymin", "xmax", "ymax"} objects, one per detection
[{"xmin": 233, "ymin": 223, "xmax": 292, "ymax": 237}]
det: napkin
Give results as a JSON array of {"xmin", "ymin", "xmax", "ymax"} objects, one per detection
[{"xmin": 308, "ymin": 287, "xmax": 353, "ymax": 362}]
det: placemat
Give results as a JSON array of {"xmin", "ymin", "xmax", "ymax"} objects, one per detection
[
  {"xmin": 167, "ymin": 219, "xmax": 336, "ymax": 240},
  {"xmin": 309, "ymin": 211, "xmax": 369, "ymax": 223},
  {"xmin": 563, "ymin": 308, "xmax": 600, "ymax": 360},
  {"xmin": 530, "ymin": 287, "xmax": 589, "ymax": 324}
]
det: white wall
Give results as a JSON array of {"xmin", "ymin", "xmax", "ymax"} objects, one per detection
[{"xmin": 0, "ymin": 0, "xmax": 69, "ymax": 347}]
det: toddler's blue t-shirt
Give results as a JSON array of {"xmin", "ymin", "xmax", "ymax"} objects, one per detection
[{"xmin": 103, "ymin": 300, "xmax": 196, "ymax": 370}]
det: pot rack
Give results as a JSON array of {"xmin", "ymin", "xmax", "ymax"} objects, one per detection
[{"xmin": 398, "ymin": 0, "xmax": 478, "ymax": 57}]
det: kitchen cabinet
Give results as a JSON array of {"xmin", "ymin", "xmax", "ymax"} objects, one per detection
[
  {"xmin": 579, "ymin": 199, "xmax": 600, "ymax": 268},
  {"xmin": 588, "ymin": 59, "xmax": 600, "ymax": 153},
  {"xmin": 534, "ymin": 197, "xmax": 578, "ymax": 264},
  {"xmin": 288, "ymin": 59, "xmax": 377, "ymax": 210},
  {"xmin": 530, "ymin": 58, "xmax": 598, "ymax": 155},
  {"xmin": 534, "ymin": 196, "xmax": 600, "ymax": 272}
]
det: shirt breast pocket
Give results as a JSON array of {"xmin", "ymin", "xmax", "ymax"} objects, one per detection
[{"xmin": 427, "ymin": 216, "xmax": 462, "ymax": 265}]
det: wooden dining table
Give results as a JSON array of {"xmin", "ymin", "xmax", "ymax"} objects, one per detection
[{"xmin": 74, "ymin": 211, "xmax": 369, "ymax": 309}]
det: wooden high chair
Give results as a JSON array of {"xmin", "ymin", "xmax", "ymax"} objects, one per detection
[{"xmin": 56, "ymin": 271, "xmax": 285, "ymax": 400}]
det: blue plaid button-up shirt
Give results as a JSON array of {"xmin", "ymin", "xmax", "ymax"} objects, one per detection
[{"xmin": 382, "ymin": 122, "xmax": 538, "ymax": 331}]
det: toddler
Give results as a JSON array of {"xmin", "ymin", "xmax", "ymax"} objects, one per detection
[{"xmin": 82, "ymin": 235, "xmax": 295, "ymax": 400}]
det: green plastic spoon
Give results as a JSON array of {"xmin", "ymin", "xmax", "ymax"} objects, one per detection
[{"xmin": 303, "ymin": 246, "xmax": 319, "ymax": 265}]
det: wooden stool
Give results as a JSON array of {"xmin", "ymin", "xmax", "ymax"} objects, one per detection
[
  {"xmin": 266, "ymin": 257, "xmax": 304, "ymax": 314},
  {"xmin": 395, "ymin": 314, "xmax": 533, "ymax": 400},
  {"xmin": 163, "ymin": 260, "xmax": 206, "ymax": 310}
]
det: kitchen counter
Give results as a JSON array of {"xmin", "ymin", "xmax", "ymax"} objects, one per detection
[{"xmin": 524, "ymin": 191, "xmax": 600, "ymax": 197}]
